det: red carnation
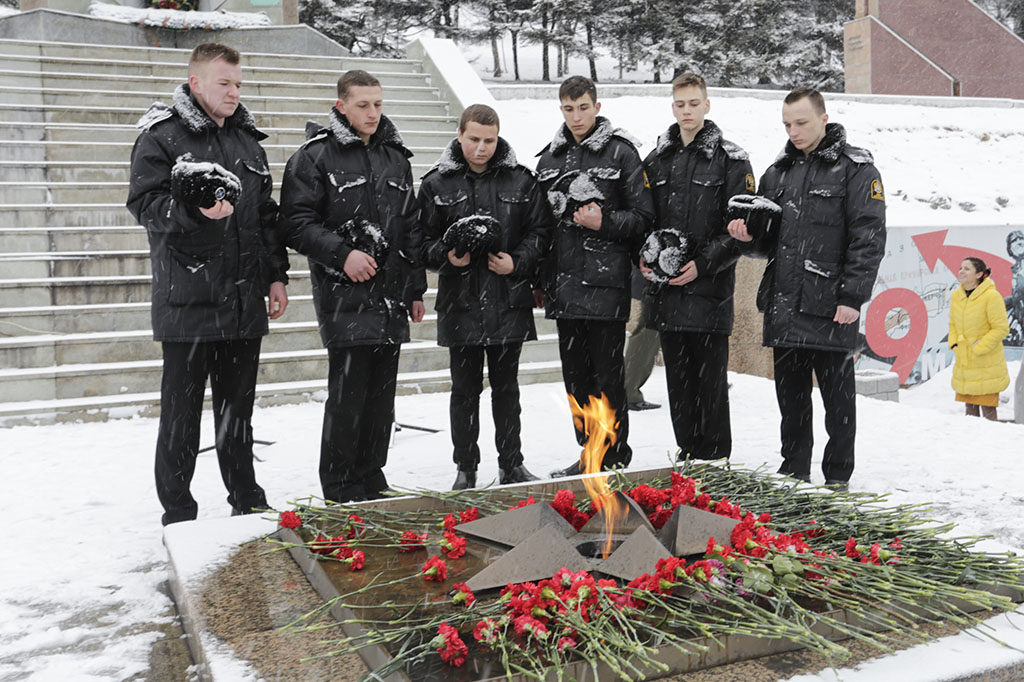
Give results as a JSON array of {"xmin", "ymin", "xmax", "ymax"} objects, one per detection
[
  {"xmin": 399, "ymin": 530, "xmax": 427, "ymax": 552},
  {"xmin": 441, "ymin": 530, "xmax": 467, "ymax": 559},
  {"xmin": 278, "ymin": 510, "xmax": 302, "ymax": 529},
  {"xmin": 459, "ymin": 507, "xmax": 479, "ymax": 524},
  {"xmin": 513, "ymin": 614, "xmax": 549, "ymax": 639},
  {"xmin": 431, "ymin": 623, "xmax": 468, "ymax": 667},
  {"xmin": 473, "ymin": 618, "xmax": 500, "ymax": 645},
  {"xmin": 509, "ymin": 495, "xmax": 538, "ymax": 510},
  {"xmin": 442, "ymin": 513, "xmax": 459, "ymax": 531},
  {"xmin": 451, "ymin": 581, "xmax": 476, "ymax": 607},
  {"xmin": 422, "ymin": 555, "xmax": 448, "ymax": 581}
]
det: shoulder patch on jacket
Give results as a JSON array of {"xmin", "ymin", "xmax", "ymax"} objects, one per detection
[
  {"xmin": 870, "ymin": 178, "xmax": 885, "ymax": 201},
  {"xmin": 745, "ymin": 173, "xmax": 755, "ymax": 192},
  {"xmin": 843, "ymin": 144, "xmax": 874, "ymax": 164},
  {"xmin": 136, "ymin": 102, "xmax": 173, "ymax": 131},
  {"xmin": 720, "ymin": 138, "xmax": 749, "ymax": 161}
]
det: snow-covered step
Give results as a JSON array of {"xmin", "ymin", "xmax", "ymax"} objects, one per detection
[
  {"xmin": 0, "ymin": 103, "xmax": 460, "ymax": 131},
  {"xmin": 0, "ymin": 311, "xmax": 558, "ymax": 367},
  {"xmin": 0, "ymin": 160, "xmax": 437, "ymax": 185},
  {"xmin": 0, "ymin": 225, "xmax": 146, "ymax": 251},
  {"xmin": 0, "ymin": 139, "xmax": 446, "ymax": 165},
  {"xmin": 0, "ymin": 38, "xmax": 425, "ymax": 73},
  {"xmin": 0, "ymin": 57, "xmax": 434, "ymax": 88},
  {"xmin": 0, "ymin": 360, "xmax": 565, "ymax": 426},
  {"xmin": 0, "ymin": 121, "xmax": 456, "ymax": 149},
  {"xmin": 0, "ymin": 335, "xmax": 562, "ymax": 402},
  {"xmin": 0, "ymin": 270, "xmax": 322, "ymax": 306},
  {"xmin": 0, "ymin": 86, "xmax": 452, "ymax": 115},
  {"xmin": 0, "ymin": 70, "xmax": 444, "ymax": 101},
  {"xmin": 0, "ymin": 249, "xmax": 312, "ymax": 278},
  {"xmin": 0, "ymin": 296, "xmax": 318, "ymax": 335}
]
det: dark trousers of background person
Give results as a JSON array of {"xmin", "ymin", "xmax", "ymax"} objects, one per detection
[
  {"xmin": 321, "ymin": 344, "xmax": 400, "ymax": 503},
  {"xmin": 155, "ymin": 338, "xmax": 266, "ymax": 526},
  {"xmin": 773, "ymin": 347, "xmax": 857, "ymax": 482},
  {"xmin": 449, "ymin": 343, "xmax": 525, "ymax": 472},
  {"xmin": 660, "ymin": 331, "xmax": 731, "ymax": 460},
  {"xmin": 556, "ymin": 319, "xmax": 631, "ymax": 467},
  {"xmin": 624, "ymin": 299, "xmax": 661, "ymax": 405}
]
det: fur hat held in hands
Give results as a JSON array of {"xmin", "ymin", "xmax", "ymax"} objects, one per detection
[
  {"xmin": 171, "ymin": 153, "xmax": 241, "ymax": 209},
  {"xmin": 443, "ymin": 214, "xmax": 502, "ymax": 258},
  {"xmin": 641, "ymin": 229, "xmax": 691, "ymax": 283}
]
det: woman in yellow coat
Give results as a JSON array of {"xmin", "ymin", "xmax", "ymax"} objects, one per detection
[{"xmin": 949, "ymin": 257, "xmax": 1010, "ymax": 420}]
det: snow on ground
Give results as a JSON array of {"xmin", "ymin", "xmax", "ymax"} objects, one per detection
[
  {"xmin": 490, "ymin": 93, "xmax": 1024, "ymax": 228},
  {"xmin": 1, "ymin": 369, "xmax": 1022, "ymax": 680}
]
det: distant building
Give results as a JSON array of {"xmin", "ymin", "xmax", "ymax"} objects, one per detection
[{"xmin": 845, "ymin": 0, "xmax": 1024, "ymax": 99}]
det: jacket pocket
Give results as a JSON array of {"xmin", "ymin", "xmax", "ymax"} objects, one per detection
[
  {"xmin": 798, "ymin": 258, "xmax": 839, "ymax": 318},
  {"xmin": 582, "ymin": 237, "xmax": 628, "ymax": 289},
  {"xmin": 167, "ymin": 244, "xmax": 225, "ymax": 306},
  {"xmin": 807, "ymin": 183, "xmax": 846, "ymax": 227}
]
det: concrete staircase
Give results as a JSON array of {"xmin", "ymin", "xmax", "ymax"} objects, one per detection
[{"xmin": 0, "ymin": 38, "xmax": 561, "ymax": 426}]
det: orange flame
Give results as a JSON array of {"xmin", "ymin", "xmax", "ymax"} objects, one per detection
[{"xmin": 568, "ymin": 393, "xmax": 626, "ymax": 558}]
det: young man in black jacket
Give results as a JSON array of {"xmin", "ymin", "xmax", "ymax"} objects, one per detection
[
  {"xmin": 728, "ymin": 86, "xmax": 886, "ymax": 488},
  {"xmin": 127, "ymin": 43, "xmax": 290, "ymax": 525},
  {"xmin": 418, "ymin": 104, "xmax": 553, "ymax": 490},
  {"xmin": 279, "ymin": 70, "xmax": 427, "ymax": 503},
  {"xmin": 640, "ymin": 72, "xmax": 754, "ymax": 461},
  {"xmin": 535, "ymin": 76, "xmax": 654, "ymax": 477}
]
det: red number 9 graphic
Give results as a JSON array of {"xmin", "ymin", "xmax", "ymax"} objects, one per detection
[{"xmin": 864, "ymin": 288, "xmax": 929, "ymax": 384}]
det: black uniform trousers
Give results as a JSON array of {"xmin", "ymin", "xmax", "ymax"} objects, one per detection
[
  {"xmin": 449, "ymin": 343, "xmax": 525, "ymax": 472},
  {"xmin": 556, "ymin": 319, "xmax": 631, "ymax": 467},
  {"xmin": 660, "ymin": 331, "xmax": 731, "ymax": 460},
  {"xmin": 773, "ymin": 347, "xmax": 856, "ymax": 482},
  {"xmin": 321, "ymin": 344, "xmax": 400, "ymax": 503},
  {"xmin": 156, "ymin": 338, "xmax": 266, "ymax": 526}
]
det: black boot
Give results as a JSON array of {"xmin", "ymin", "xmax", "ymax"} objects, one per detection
[
  {"xmin": 549, "ymin": 460, "xmax": 582, "ymax": 479},
  {"xmin": 499, "ymin": 465, "xmax": 539, "ymax": 485},
  {"xmin": 452, "ymin": 470, "xmax": 477, "ymax": 491}
]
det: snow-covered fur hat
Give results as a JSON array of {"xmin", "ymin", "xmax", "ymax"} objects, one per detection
[
  {"xmin": 170, "ymin": 152, "xmax": 241, "ymax": 209},
  {"xmin": 546, "ymin": 169, "xmax": 607, "ymax": 219},
  {"xmin": 443, "ymin": 214, "xmax": 502, "ymax": 257},
  {"xmin": 641, "ymin": 229, "xmax": 691, "ymax": 283},
  {"xmin": 321, "ymin": 218, "xmax": 390, "ymax": 282},
  {"xmin": 727, "ymin": 194, "xmax": 782, "ymax": 241},
  {"xmin": 433, "ymin": 137, "xmax": 517, "ymax": 176}
]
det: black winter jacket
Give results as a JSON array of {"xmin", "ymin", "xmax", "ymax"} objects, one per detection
[
  {"xmin": 535, "ymin": 117, "xmax": 654, "ymax": 322},
  {"xmin": 127, "ymin": 84, "xmax": 288, "ymax": 343},
  {"xmin": 749, "ymin": 123, "xmax": 886, "ymax": 352},
  {"xmin": 418, "ymin": 138, "xmax": 553, "ymax": 346},
  {"xmin": 642, "ymin": 120, "xmax": 754, "ymax": 334},
  {"xmin": 279, "ymin": 109, "xmax": 427, "ymax": 348}
]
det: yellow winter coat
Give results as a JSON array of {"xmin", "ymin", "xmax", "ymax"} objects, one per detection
[{"xmin": 948, "ymin": 277, "xmax": 1010, "ymax": 395}]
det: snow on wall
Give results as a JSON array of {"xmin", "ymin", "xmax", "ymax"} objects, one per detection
[{"xmin": 88, "ymin": 1, "xmax": 271, "ymax": 29}]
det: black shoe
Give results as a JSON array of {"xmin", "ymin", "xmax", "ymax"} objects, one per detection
[
  {"xmin": 825, "ymin": 479, "xmax": 849, "ymax": 492},
  {"xmin": 783, "ymin": 473, "xmax": 811, "ymax": 484},
  {"xmin": 452, "ymin": 470, "xmax": 477, "ymax": 490},
  {"xmin": 499, "ymin": 465, "xmax": 539, "ymax": 485},
  {"xmin": 549, "ymin": 461, "xmax": 582, "ymax": 478},
  {"xmin": 627, "ymin": 400, "xmax": 661, "ymax": 411}
]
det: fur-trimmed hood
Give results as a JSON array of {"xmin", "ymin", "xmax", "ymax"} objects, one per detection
[
  {"xmin": 431, "ymin": 136, "xmax": 518, "ymax": 176},
  {"xmin": 654, "ymin": 119, "xmax": 724, "ymax": 158},
  {"xmin": 543, "ymin": 116, "xmax": 640, "ymax": 157},
  {"xmin": 137, "ymin": 84, "xmax": 265, "ymax": 139},
  {"xmin": 302, "ymin": 107, "xmax": 410, "ymax": 156},
  {"xmin": 774, "ymin": 122, "xmax": 872, "ymax": 167}
]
